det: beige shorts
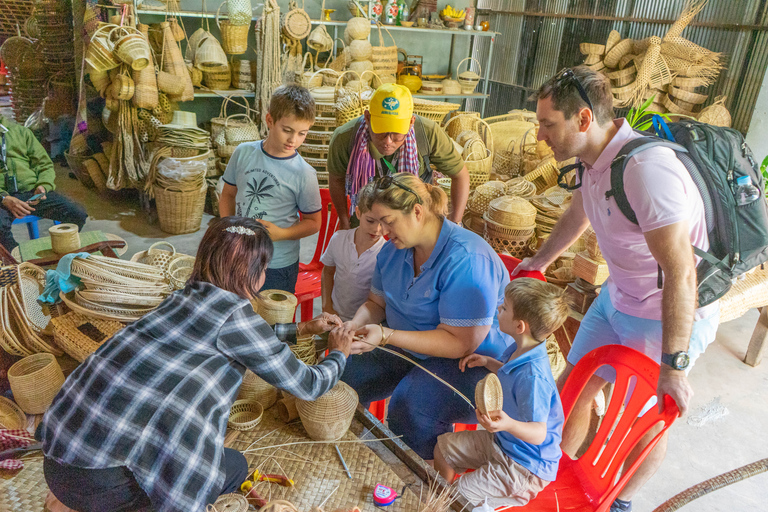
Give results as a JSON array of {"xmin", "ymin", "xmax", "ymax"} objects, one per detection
[{"xmin": 437, "ymin": 430, "xmax": 549, "ymax": 508}]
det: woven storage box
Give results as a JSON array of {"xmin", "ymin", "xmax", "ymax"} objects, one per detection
[
  {"xmin": 51, "ymin": 312, "xmax": 124, "ymax": 362},
  {"xmin": 572, "ymin": 252, "xmax": 610, "ymax": 285},
  {"xmin": 154, "ymin": 182, "xmax": 208, "ymax": 235},
  {"xmin": 8, "ymin": 353, "xmax": 65, "ymax": 414},
  {"xmin": 228, "ymin": 399, "xmax": 264, "ymax": 431},
  {"xmin": 475, "ymin": 373, "xmax": 503, "ymax": 415},
  {"xmin": 0, "ymin": 396, "xmax": 26, "ymax": 430},
  {"xmin": 238, "ymin": 370, "xmax": 279, "ymax": 408},
  {"xmin": 296, "ymin": 381, "xmax": 359, "ymax": 441}
]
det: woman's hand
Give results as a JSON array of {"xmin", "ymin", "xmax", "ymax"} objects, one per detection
[
  {"xmin": 476, "ymin": 409, "xmax": 510, "ymax": 433},
  {"xmin": 301, "ymin": 313, "xmax": 343, "ymax": 335},
  {"xmin": 350, "ymin": 324, "xmax": 383, "ymax": 355},
  {"xmin": 459, "ymin": 353, "xmax": 489, "ymax": 372},
  {"xmin": 328, "ymin": 325, "xmax": 354, "ymax": 357}
]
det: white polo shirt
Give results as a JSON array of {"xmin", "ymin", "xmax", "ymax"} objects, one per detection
[{"xmin": 320, "ymin": 228, "xmax": 386, "ymax": 321}]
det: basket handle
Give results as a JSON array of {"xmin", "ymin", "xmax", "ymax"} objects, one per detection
[
  {"xmin": 224, "ymin": 113, "xmax": 257, "ymax": 127},
  {"xmin": 148, "ymin": 241, "xmax": 176, "ymax": 256},
  {"xmin": 519, "ymin": 125, "xmax": 537, "ymax": 154},
  {"xmin": 475, "ymin": 118, "xmax": 494, "ymax": 154},
  {"xmin": 375, "ymin": 21, "xmax": 396, "ymax": 47},
  {"xmin": 334, "ymin": 69, "xmax": 362, "ymax": 90},
  {"xmin": 456, "ymin": 56, "xmax": 482, "ymax": 77},
  {"xmin": 301, "ymin": 51, "xmax": 314, "ymax": 71},
  {"xmin": 218, "ymin": 94, "xmax": 252, "ymax": 118},
  {"xmin": 215, "ymin": 0, "xmax": 228, "ymax": 30},
  {"xmin": 360, "ymin": 69, "xmax": 381, "ymax": 86},
  {"xmin": 307, "ymin": 68, "xmax": 339, "ymax": 90}
]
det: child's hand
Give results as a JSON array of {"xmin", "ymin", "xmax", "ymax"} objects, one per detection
[
  {"xmin": 256, "ymin": 219, "xmax": 287, "ymax": 241},
  {"xmin": 475, "ymin": 409, "xmax": 510, "ymax": 433},
  {"xmin": 459, "ymin": 353, "xmax": 488, "ymax": 372}
]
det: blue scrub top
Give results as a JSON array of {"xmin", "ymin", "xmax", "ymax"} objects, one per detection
[
  {"xmin": 370, "ymin": 219, "xmax": 510, "ymax": 359},
  {"xmin": 495, "ymin": 341, "xmax": 564, "ymax": 481}
]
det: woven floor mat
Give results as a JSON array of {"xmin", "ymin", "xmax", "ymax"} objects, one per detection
[
  {"xmin": 226, "ymin": 406, "xmax": 424, "ymax": 511},
  {"xmin": 0, "ymin": 456, "xmax": 48, "ymax": 512}
]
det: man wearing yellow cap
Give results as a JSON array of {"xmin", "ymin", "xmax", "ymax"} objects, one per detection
[{"xmin": 327, "ymin": 84, "xmax": 469, "ymax": 229}]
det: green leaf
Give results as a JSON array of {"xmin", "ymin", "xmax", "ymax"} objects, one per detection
[
  {"xmin": 637, "ymin": 120, "xmax": 654, "ymax": 131},
  {"xmin": 639, "ymin": 95, "xmax": 655, "ymax": 114}
]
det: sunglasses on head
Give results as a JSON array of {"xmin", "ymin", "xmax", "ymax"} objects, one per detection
[
  {"xmin": 553, "ymin": 68, "xmax": 594, "ymax": 114},
  {"xmin": 376, "ymin": 175, "xmax": 422, "ymax": 204}
]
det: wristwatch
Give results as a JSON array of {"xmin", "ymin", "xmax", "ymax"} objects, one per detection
[
  {"xmin": 0, "ymin": 192, "xmax": 7, "ymax": 204},
  {"xmin": 661, "ymin": 351, "xmax": 690, "ymax": 371}
]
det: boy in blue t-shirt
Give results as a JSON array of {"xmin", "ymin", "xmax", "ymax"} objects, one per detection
[
  {"xmin": 219, "ymin": 85, "xmax": 322, "ymax": 294},
  {"xmin": 435, "ymin": 278, "xmax": 570, "ymax": 508}
]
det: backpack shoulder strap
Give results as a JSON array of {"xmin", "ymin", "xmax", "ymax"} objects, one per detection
[
  {"xmin": 605, "ymin": 135, "xmax": 689, "ymax": 225},
  {"xmin": 414, "ymin": 115, "xmax": 432, "ymax": 182}
]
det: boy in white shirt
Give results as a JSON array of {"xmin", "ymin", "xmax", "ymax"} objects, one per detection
[{"xmin": 320, "ymin": 183, "xmax": 385, "ymax": 321}]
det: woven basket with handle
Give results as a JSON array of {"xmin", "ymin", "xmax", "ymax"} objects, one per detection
[
  {"xmin": 371, "ymin": 22, "xmax": 397, "ymax": 76},
  {"xmin": 217, "ymin": 0, "xmax": 249, "ymax": 55}
]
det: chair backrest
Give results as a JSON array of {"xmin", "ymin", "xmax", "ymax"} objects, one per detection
[
  {"xmin": 560, "ymin": 345, "xmax": 680, "ymax": 509},
  {"xmin": 307, "ymin": 188, "xmax": 339, "ymax": 267},
  {"xmin": 498, "ymin": 254, "xmax": 546, "ymax": 282}
]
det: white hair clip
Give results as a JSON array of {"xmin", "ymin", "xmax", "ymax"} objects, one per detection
[{"xmin": 225, "ymin": 226, "xmax": 256, "ymax": 236}]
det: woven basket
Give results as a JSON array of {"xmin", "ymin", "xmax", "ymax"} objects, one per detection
[
  {"xmin": 255, "ymin": 290, "xmax": 298, "ymax": 325},
  {"xmin": 698, "ymin": 96, "xmax": 731, "ymax": 127},
  {"xmin": 670, "ymin": 85, "xmax": 708, "ymax": 105},
  {"xmin": 412, "ymin": 97, "xmax": 461, "ymax": 124},
  {"xmin": 475, "ymin": 373, "xmax": 503, "ymax": 415},
  {"xmin": 157, "ymin": 70, "xmax": 185, "ymax": 95},
  {"xmin": 468, "ymin": 181, "xmax": 506, "ymax": 215},
  {"xmin": 224, "ymin": 112, "xmax": 260, "ymax": 145},
  {"xmin": 228, "ymin": 399, "xmax": 264, "ymax": 431},
  {"xmin": 231, "ymin": 59, "xmax": 253, "ymax": 89},
  {"xmin": 444, "ymin": 112, "xmax": 480, "ymax": 140},
  {"xmin": 524, "ymin": 156, "xmax": 560, "ymax": 193},
  {"xmin": 167, "ymin": 254, "xmax": 195, "ymax": 290},
  {"xmin": 113, "ymin": 71, "xmax": 135, "ymax": 101},
  {"xmin": 347, "ymin": 16, "xmax": 371, "ymax": 40},
  {"xmin": 195, "ymin": 33, "xmax": 229, "ymax": 71},
  {"xmin": 86, "ymin": 24, "xmax": 121, "ymax": 72},
  {"xmin": 203, "ymin": 63, "xmax": 232, "ymax": 90},
  {"xmin": 0, "ymin": 396, "xmax": 26, "ymax": 430},
  {"xmin": 237, "ymin": 370, "xmax": 279, "ymax": 408},
  {"xmin": 349, "ymin": 39, "xmax": 373, "ymax": 62},
  {"xmin": 154, "ymin": 182, "xmax": 208, "ymax": 235},
  {"xmin": 83, "ymin": 158, "xmax": 107, "ymax": 193},
  {"xmin": 8, "ymin": 353, "xmax": 65, "ymax": 414},
  {"xmin": 110, "ymin": 25, "xmax": 151, "ymax": 71},
  {"xmin": 719, "ymin": 265, "xmax": 768, "ymax": 323},
  {"xmin": 217, "ymin": 1, "xmax": 250, "ymax": 55},
  {"xmin": 487, "ymin": 196, "xmax": 537, "ymax": 228},
  {"xmin": 296, "ymin": 381, "xmax": 359, "ymax": 441},
  {"xmin": 580, "ymin": 42, "xmax": 606, "ymax": 56},
  {"xmin": 130, "ymin": 241, "xmax": 177, "ymax": 272},
  {"xmin": 51, "ymin": 312, "xmax": 124, "ymax": 362},
  {"xmin": 604, "ymin": 38, "xmax": 633, "ymax": 68},
  {"xmin": 483, "ymin": 218, "xmax": 535, "ymax": 259},
  {"xmin": 456, "ymin": 57, "xmax": 481, "ymax": 94},
  {"xmin": 371, "ymin": 23, "xmax": 398, "ymax": 76},
  {"xmin": 282, "ymin": 0, "xmax": 311, "ymax": 40}
]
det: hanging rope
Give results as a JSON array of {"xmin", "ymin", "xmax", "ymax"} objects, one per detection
[{"xmin": 255, "ymin": 0, "xmax": 282, "ymax": 137}]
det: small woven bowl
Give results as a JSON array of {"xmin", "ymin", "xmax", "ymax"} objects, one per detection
[
  {"xmin": 228, "ymin": 399, "xmax": 264, "ymax": 431},
  {"xmin": 0, "ymin": 396, "xmax": 27, "ymax": 430},
  {"xmin": 475, "ymin": 373, "xmax": 503, "ymax": 415}
]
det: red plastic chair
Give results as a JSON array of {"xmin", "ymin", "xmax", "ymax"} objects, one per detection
[
  {"xmin": 493, "ymin": 345, "xmax": 680, "ymax": 512},
  {"xmin": 295, "ymin": 189, "xmax": 340, "ymax": 321}
]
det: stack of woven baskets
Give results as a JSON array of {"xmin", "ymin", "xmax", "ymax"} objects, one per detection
[
  {"xmin": 210, "ymin": 95, "xmax": 259, "ymax": 173},
  {"xmin": 0, "ymin": 35, "xmax": 46, "ymax": 122},
  {"xmin": 301, "ymin": 74, "xmax": 342, "ymax": 184},
  {"xmin": 483, "ymin": 111, "xmax": 539, "ymax": 179},
  {"xmin": 483, "ymin": 196, "xmax": 537, "ymax": 259},
  {"xmin": 147, "ymin": 150, "xmax": 209, "ymax": 235},
  {"xmin": 443, "ymin": 114, "xmax": 493, "ymax": 190},
  {"xmin": 346, "ymin": 17, "xmax": 374, "ymax": 85},
  {"xmin": 464, "ymin": 181, "xmax": 506, "ymax": 236}
]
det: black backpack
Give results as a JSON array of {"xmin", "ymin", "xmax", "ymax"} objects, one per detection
[{"xmin": 603, "ymin": 118, "xmax": 768, "ymax": 306}]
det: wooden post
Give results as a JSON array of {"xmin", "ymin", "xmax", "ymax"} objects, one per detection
[{"xmin": 744, "ymin": 307, "xmax": 767, "ymax": 367}]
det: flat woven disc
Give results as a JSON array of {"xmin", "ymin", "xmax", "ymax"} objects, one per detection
[{"xmin": 475, "ymin": 373, "xmax": 504, "ymax": 415}]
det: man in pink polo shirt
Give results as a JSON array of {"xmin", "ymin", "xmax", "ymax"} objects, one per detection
[{"xmin": 515, "ymin": 66, "xmax": 719, "ymax": 512}]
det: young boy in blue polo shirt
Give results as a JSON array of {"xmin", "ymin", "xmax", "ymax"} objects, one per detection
[{"xmin": 434, "ymin": 278, "xmax": 570, "ymax": 508}]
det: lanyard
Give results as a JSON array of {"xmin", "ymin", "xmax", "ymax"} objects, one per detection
[
  {"xmin": 381, "ymin": 157, "xmax": 397, "ymax": 175},
  {"xmin": 0, "ymin": 132, "xmax": 6, "ymax": 172}
]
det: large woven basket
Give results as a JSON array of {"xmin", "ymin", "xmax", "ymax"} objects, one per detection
[
  {"xmin": 154, "ymin": 182, "xmax": 208, "ymax": 235},
  {"xmin": 217, "ymin": 1, "xmax": 250, "ymax": 55},
  {"xmin": 51, "ymin": 312, "xmax": 124, "ymax": 362},
  {"xmin": 228, "ymin": 399, "xmax": 264, "ymax": 431},
  {"xmin": 444, "ymin": 111, "xmax": 480, "ymax": 140},
  {"xmin": 237, "ymin": 370, "xmax": 279, "ymax": 408},
  {"xmin": 8, "ymin": 353, "xmax": 65, "ymax": 414},
  {"xmin": 412, "ymin": 97, "xmax": 461, "ymax": 124},
  {"xmin": 475, "ymin": 373, "xmax": 503, "ymax": 415},
  {"xmin": 296, "ymin": 381, "xmax": 359, "ymax": 441}
]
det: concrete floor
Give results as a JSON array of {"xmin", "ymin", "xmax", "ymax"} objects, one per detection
[{"xmin": 13, "ymin": 165, "xmax": 768, "ymax": 511}]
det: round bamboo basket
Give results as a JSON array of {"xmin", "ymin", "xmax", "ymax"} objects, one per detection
[
  {"xmin": 49, "ymin": 223, "xmax": 81, "ymax": 255},
  {"xmin": 8, "ymin": 353, "xmax": 65, "ymax": 414},
  {"xmin": 663, "ymin": 94, "xmax": 697, "ymax": 117},
  {"xmin": 111, "ymin": 26, "xmax": 151, "ymax": 71},
  {"xmin": 349, "ymin": 39, "xmax": 372, "ymax": 61},
  {"xmin": 154, "ymin": 182, "xmax": 208, "ymax": 235},
  {"xmin": 487, "ymin": 196, "xmax": 537, "ymax": 228},
  {"xmin": 217, "ymin": 2, "xmax": 249, "ymax": 55},
  {"xmin": 113, "ymin": 72, "xmax": 135, "ymax": 101},
  {"xmin": 698, "ymin": 96, "xmax": 731, "ymax": 127},
  {"xmin": 671, "ymin": 76, "xmax": 708, "ymax": 90},
  {"xmin": 583, "ymin": 54, "xmax": 602, "ymax": 65},
  {"xmin": 203, "ymin": 64, "xmax": 231, "ymax": 89},
  {"xmin": 483, "ymin": 217, "xmax": 535, "ymax": 259},
  {"xmin": 282, "ymin": 3, "xmax": 312, "ymax": 40},
  {"xmin": 468, "ymin": 181, "xmax": 506, "ymax": 215},
  {"xmin": 505, "ymin": 177, "xmax": 537, "ymax": 198},
  {"xmin": 167, "ymin": 255, "xmax": 195, "ymax": 290},
  {"xmin": 0, "ymin": 396, "xmax": 26, "ymax": 430},
  {"xmin": 457, "ymin": 57, "xmax": 481, "ymax": 94},
  {"xmin": 228, "ymin": 399, "xmax": 264, "ymax": 431},
  {"xmin": 296, "ymin": 381, "xmax": 359, "ymax": 441},
  {"xmin": 475, "ymin": 373, "xmax": 503, "ymax": 415},
  {"xmin": 237, "ymin": 370, "xmax": 279, "ymax": 408},
  {"xmin": 255, "ymin": 290, "xmax": 298, "ymax": 325},
  {"xmin": 346, "ymin": 16, "xmax": 370, "ymax": 40}
]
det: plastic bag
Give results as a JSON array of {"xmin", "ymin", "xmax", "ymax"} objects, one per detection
[{"xmin": 157, "ymin": 158, "xmax": 206, "ymax": 180}]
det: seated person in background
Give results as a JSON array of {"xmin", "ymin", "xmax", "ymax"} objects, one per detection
[
  {"xmin": 320, "ymin": 182, "xmax": 385, "ymax": 321},
  {"xmin": 435, "ymin": 278, "xmax": 569, "ymax": 509},
  {"xmin": 0, "ymin": 115, "xmax": 87, "ymax": 250},
  {"xmin": 219, "ymin": 84, "xmax": 322, "ymax": 294}
]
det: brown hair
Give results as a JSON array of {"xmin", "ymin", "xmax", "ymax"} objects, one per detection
[
  {"xmin": 356, "ymin": 180, "xmax": 377, "ymax": 214},
  {"xmin": 188, "ymin": 216, "xmax": 273, "ymax": 300},
  {"xmin": 360, "ymin": 172, "xmax": 448, "ymax": 218},
  {"xmin": 535, "ymin": 65, "xmax": 615, "ymax": 125},
  {"xmin": 504, "ymin": 278, "xmax": 569, "ymax": 341},
  {"xmin": 269, "ymin": 84, "xmax": 316, "ymax": 123}
]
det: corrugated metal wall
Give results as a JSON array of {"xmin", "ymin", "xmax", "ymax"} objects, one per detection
[{"xmin": 469, "ymin": 0, "xmax": 768, "ymax": 133}]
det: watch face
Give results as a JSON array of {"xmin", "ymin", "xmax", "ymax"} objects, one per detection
[{"xmin": 674, "ymin": 352, "xmax": 690, "ymax": 369}]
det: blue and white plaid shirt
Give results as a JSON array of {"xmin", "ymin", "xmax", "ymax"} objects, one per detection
[{"xmin": 42, "ymin": 281, "xmax": 346, "ymax": 512}]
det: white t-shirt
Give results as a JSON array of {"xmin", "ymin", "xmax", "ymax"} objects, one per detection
[
  {"xmin": 580, "ymin": 119, "xmax": 715, "ymax": 321},
  {"xmin": 223, "ymin": 141, "xmax": 321, "ymax": 269},
  {"xmin": 319, "ymin": 228, "xmax": 386, "ymax": 321}
]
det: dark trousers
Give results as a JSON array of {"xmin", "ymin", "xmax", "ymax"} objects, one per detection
[
  {"xmin": 262, "ymin": 260, "xmax": 300, "ymax": 294},
  {"xmin": 0, "ymin": 190, "xmax": 87, "ymax": 250},
  {"xmin": 44, "ymin": 448, "xmax": 248, "ymax": 512},
  {"xmin": 340, "ymin": 346, "xmax": 488, "ymax": 459}
]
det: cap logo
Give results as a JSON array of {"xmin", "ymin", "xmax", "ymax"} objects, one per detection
[{"xmin": 382, "ymin": 97, "xmax": 400, "ymax": 111}]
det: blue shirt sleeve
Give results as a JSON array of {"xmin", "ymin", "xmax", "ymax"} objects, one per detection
[
  {"xmin": 437, "ymin": 253, "xmax": 503, "ymax": 327},
  {"xmin": 511, "ymin": 375, "xmax": 554, "ymax": 423}
]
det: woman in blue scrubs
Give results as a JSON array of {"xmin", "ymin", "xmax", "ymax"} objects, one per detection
[{"xmin": 341, "ymin": 173, "xmax": 510, "ymax": 460}]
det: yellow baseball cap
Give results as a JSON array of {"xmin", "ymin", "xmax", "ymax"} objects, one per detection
[{"xmin": 369, "ymin": 84, "xmax": 414, "ymax": 134}]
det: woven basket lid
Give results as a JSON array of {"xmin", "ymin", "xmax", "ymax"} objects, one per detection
[
  {"xmin": 475, "ymin": 373, "xmax": 503, "ymax": 415},
  {"xmin": 487, "ymin": 196, "xmax": 536, "ymax": 222}
]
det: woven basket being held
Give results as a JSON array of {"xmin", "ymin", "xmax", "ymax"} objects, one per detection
[
  {"xmin": 475, "ymin": 373, "xmax": 503, "ymax": 415},
  {"xmin": 51, "ymin": 312, "xmax": 124, "ymax": 362},
  {"xmin": 255, "ymin": 290, "xmax": 298, "ymax": 325},
  {"xmin": 296, "ymin": 381, "xmax": 359, "ymax": 441},
  {"xmin": 8, "ymin": 353, "xmax": 65, "ymax": 414},
  {"xmin": 238, "ymin": 370, "xmax": 279, "ymax": 408}
]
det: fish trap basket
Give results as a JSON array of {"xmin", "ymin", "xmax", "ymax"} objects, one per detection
[
  {"xmin": 8, "ymin": 353, "xmax": 65, "ymax": 414},
  {"xmin": 51, "ymin": 312, "xmax": 124, "ymax": 362},
  {"xmin": 475, "ymin": 373, "xmax": 503, "ymax": 415},
  {"xmin": 483, "ymin": 217, "xmax": 535, "ymax": 259},
  {"xmin": 168, "ymin": 255, "xmax": 195, "ymax": 290},
  {"xmin": 296, "ymin": 381, "xmax": 359, "ymax": 441},
  {"xmin": 237, "ymin": 370, "xmax": 279, "ymax": 408},
  {"xmin": 228, "ymin": 399, "xmax": 264, "ymax": 431},
  {"xmin": 412, "ymin": 97, "xmax": 461, "ymax": 124}
]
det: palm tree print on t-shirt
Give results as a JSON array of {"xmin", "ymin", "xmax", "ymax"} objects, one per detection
[{"xmin": 244, "ymin": 175, "xmax": 276, "ymax": 219}]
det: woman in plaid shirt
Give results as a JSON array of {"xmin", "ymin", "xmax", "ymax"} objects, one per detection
[{"xmin": 41, "ymin": 217, "xmax": 353, "ymax": 512}]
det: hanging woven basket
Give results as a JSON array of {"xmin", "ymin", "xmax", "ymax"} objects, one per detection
[
  {"xmin": 217, "ymin": 1, "xmax": 250, "ymax": 55},
  {"xmin": 282, "ymin": 0, "xmax": 311, "ymax": 40}
]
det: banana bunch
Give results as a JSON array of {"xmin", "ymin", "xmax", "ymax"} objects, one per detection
[{"xmin": 441, "ymin": 5, "xmax": 466, "ymax": 19}]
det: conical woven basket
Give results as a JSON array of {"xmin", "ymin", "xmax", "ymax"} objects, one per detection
[
  {"xmin": 475, "ymin": 373, "xmax": 503, "ymax": 415},
  {"xmin": 8, "ymin": 353, "xmax": 65, "ymax": 414},
  {"xmin": 238, "ymin": 370, "xmax": 279, "ymax": 408},
  {"xmin": 296, "ymin": 381, "xmax": 359, "ymax": 441}
]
